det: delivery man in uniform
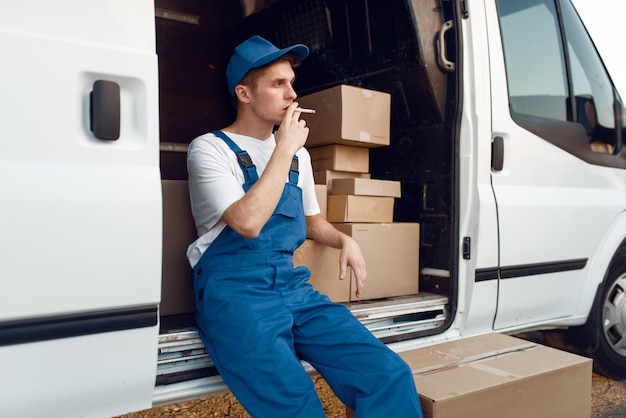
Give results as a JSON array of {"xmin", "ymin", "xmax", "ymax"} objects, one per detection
[{"xmin": 187, "ymin": 35, "xmax": 423, "ymax": 418}]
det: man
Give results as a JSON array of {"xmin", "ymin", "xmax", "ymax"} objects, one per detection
[{"xmin": 187, "ymin": 35, "xmax": 423, "ymax": 418}]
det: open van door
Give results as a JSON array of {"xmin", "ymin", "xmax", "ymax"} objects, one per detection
[
  {"xmin": 0, "ymin": 1, "xmax": 161, "ymax": 416},
  {"xmin": 486, "ymin": 0, "xmax": 626, "ymax": 330}
]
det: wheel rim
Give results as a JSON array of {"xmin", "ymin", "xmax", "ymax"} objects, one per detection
[{"xmin": 602, "ymin": 273, "xmax": 626, "ymax": 356}]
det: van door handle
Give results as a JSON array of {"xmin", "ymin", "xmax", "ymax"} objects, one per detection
[
  {"xmin": 437, "ymin": 20, "xmax": 455, "ymax": 72},
  {"xmin": 90, "ymin": 80, "xmax": 120, "ymax": 140},
  {"xmin": 492, "ymin": 136, "xmax": 504, "ymax": 171}
]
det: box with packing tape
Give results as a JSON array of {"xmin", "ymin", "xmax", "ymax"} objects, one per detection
[
  {"xmin": 308, "ymin": 144, "xmax": 369, "ymax": 173},
  {"xmin": 299, "ymin": 84, "xmax": 391, "ymax": 148},
  {"xmin": 330, "ymin": 178, "xmax": 401, "ymax": 198},
  {"xmin": 327, "ymin": 195, "xmax": 395, "ymax": 223},
  {"xmin": 347, "ymin": 333, "xmax": 592, "ymax": 418}
]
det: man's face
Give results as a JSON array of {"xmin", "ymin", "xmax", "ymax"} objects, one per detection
[{"xmin": 245, "ymin": 60, "xmax": 297, "ymax": 125}]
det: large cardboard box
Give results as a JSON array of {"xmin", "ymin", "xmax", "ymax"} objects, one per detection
[
  {"xmin": 314, "ymin": 170, "xmax": 371, "ymax": 193},
  {"xmin": 315, "ymin": 184, "xmax": 327, "ymax": 219},
  {"xmin": 327, "ymin": 195, "xmax": 395, "ymax": 223},
  {"xmin": 161, "ymin": 180, "xmax": 197, "ymax": 316},
  {"xmin": 308, "ymin": 145, "xmax": 369, "ymax": 173},
  {"xmin": 299, "ymin": 85, "xmax": 391, "ymax": 148},
  {"xmin": 331, "ymin": 178, "xmax": 401, "ymax": 198},
  {"xmin": 347, "ymin": 333, "xmax": 592, "ymax": 418},
  {"xmin": 405, "ymin": 333, "xmax": 592, "ymax": 418},
  {"xmin": 293, "ymin": 239, "xmax": 351, "ymax": 302},
  {"xmin": 333, "ymin": 223, "xmax": 419, "ymax": 300}
]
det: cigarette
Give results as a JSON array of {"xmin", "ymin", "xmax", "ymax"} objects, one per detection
[{"xmin": 296, "ymin": 107, "xmax": 316, "ymax": 114}]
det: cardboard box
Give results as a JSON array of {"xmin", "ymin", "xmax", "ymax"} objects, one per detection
[
  {"xmin": 161, "ymin": 180, "xmax": 197, "ymax": 316},
  {"xmin": 347, "ymin": 333, "xmax": 592, "ymax": 418},
  {"xmin": 331, "ymin": 178, "xmax": 401, "ymax": 198},
  {"xmin": 299, "ymin": 85, "xmax": 391, "ymax": 148},
  {"xmin": 408, "ymin": 333, "xmax": 592, "ymax": 418},
  {"xmin": 308, "ymin": 145, "xmax": 369, "ymax": 173},
  {"xmin": 314, "ymin": 170, "xmax": 371, "ymax": 193},
  {"xmin": 315, "ymin": 184, "xmax": 327, "ymax": 219},
  {"xmin": 293, "ymin": 239, "xmax": 351, "ymax": 302},
  {"xmin": 327, "ymin": 195, "xmax": 395, "ymax": 223},
  {"xmin": 333, "ymin": 223, "xmax": 419, "ymax": 300}
]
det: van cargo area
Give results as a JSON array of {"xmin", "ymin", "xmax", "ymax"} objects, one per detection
[{"xmin": 156, "ymin": 0, "xmax": 456, "ymax": 393}]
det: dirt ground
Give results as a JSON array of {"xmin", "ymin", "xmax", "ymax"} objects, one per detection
[
  {"xmin": 591, "ymin": 373, "xmax": 626, "ymax": 418},
  {"xmin": 118, "ymin": 375, "xmax": 344, "ymax": 418},
  {"xmin": 119, "ymin": 372, "xmax": 626, "ymax": 418}
]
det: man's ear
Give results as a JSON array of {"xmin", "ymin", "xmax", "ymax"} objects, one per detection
[{"xmin": 234, "ymin": 85, "xmax": 251, "ymax": 103}]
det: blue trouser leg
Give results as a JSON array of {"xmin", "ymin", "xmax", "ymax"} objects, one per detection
[
  {"xmin": 195, "ymin": 256, "xmax": 422, "ymax": 417},
  {"xmin": 195, "ymin": 264, "xmax": 326, "ymax": 418},
  {"xmin": 289, "ymin": 288, "xmax": 424, "ymax": 418}
]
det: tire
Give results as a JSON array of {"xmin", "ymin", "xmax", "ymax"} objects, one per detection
[{"xmin": 591, "ymin": 251, "xmax": 626, "ymax": 379}]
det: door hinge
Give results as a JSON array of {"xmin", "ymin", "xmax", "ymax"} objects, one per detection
[
  {"xmin": 463, "ymin": 236, "xmax": 471, "ymax": 259},
  {"xmin": 460, "ymin": 0, "xmax": 469, "ymax": 19}
]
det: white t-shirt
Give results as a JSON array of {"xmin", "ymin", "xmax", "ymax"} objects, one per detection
[{"xmin": 186, "ymin": 131, "xmax": 320, "ymax": 267}]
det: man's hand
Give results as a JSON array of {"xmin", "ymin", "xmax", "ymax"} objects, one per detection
[
  {"xmin": 274, "ymin": 102, "xmax": 309, "ymax": 156},
  {"xmin": 338, "ymin": 235, "xmax": 367, "ymax": 298},
  {"xmin": 306, "ymin": 214, "xmax": 367, "ymax": 299}
]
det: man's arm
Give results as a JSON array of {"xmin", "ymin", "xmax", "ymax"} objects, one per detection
[
  {"xmin": 306, "ymin": 214, "xmax": 367, "ymax": 298},
  {"xmin": 222, "ymin": 104, "xmax": 308, "ymax": 238}
]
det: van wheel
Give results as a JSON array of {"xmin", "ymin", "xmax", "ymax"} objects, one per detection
[{"xmin": 592, "ymin": 252, "xmax": 626, "ymax": 379}]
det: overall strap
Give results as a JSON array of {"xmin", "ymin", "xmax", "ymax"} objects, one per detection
[
  {"xmin": 289, "ymin": 156, "xmax": 299, "ymax": 185},
  {"xmin": 212, "ymin": 130, "xmax": 259, "ymax": 183},
  {"xmin": 212, "ymin": 130, "xmax": 300, "ymax": 185}
]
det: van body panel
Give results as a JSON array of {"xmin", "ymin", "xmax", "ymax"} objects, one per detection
[
  {"xmin": 0, "ymin": 1, "xmax": 155, "ymax": 52},
  {"xmin": 0, "ymin": 0, "xmax": 161, "ymax": 320},
  {"xmin": 485, "ymin": 0, "xmax": 626, "ymax": 329},
  {"xmin": 0, "ymin": 0, "xmax": 161, "ymax": 415},
  {"xmin": 0, "ymin": 328, "xmax": 158, "ymax": 418}
]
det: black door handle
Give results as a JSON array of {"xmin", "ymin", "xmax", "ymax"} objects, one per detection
[
  {"xmin": 492, "ymin": 136, "xmax": 504, "ymax": 171},
  {"xmin": 90, "ymin": 80, "xmax": 120, "ymax": 140}
]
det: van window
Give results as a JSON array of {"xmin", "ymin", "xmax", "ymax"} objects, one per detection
[
  {"xmin": 560, "ymin": 0, "xmax": 616, "ymax": 153},
  {"xmin": 498, "ymin": 0, "xmax": 568, "ymax": 122},
  {"xmin": 496, "ymin": 0, "xmax": 622, "ymax": 161}
]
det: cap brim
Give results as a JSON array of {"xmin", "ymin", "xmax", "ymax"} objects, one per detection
[{"xmin": 250, "ymin": 44, "xmax": 309, "ymax": 70}]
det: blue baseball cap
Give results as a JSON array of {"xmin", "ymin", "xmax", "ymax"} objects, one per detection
[{"xmin": 226, "ymin": 35, "xmax": 309, "ymax": 97}]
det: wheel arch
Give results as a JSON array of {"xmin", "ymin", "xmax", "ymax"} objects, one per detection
[
  {"xmin": 564, "ymin": 211, "xmax": 626, "ymax": 354},
  {"xmin": 575, "ymin": 211, "xmax": 626, "ymax": 321}
]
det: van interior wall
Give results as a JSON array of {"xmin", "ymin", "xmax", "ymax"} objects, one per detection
[{"xmin": 157, "ymin": 0, "xmax": 455, "ymax": 311}]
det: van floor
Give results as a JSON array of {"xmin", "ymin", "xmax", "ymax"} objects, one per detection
[{"xmin": 156, "ymin": 292, "xmax": 448, "ymax": 386}]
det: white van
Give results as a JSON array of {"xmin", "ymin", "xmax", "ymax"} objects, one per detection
[{"xmin": 1, "ymin": 0, "xmax": 625, "ymax": 416}]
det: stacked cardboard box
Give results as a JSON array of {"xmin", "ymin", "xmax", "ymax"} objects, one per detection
[{"xmin": 294, "ymin": 84, "xmax": 420, "ymax": 301}]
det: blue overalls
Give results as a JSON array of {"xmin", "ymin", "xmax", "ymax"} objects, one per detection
[{"xmin": 193, "ymin": 130, "xmax": 424, "ymax": 418}]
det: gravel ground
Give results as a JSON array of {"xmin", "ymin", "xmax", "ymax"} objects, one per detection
[
  {"xmin": 591, "ymin": 373, "xmax": 626, "ymax": 417},
  {"xmin": 118, "ymin": 372, "xmax": 626, "ymax": 418},
  {"xmin": 117, "ymin": 375, "xmax": 344, "ymax": 418}
]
